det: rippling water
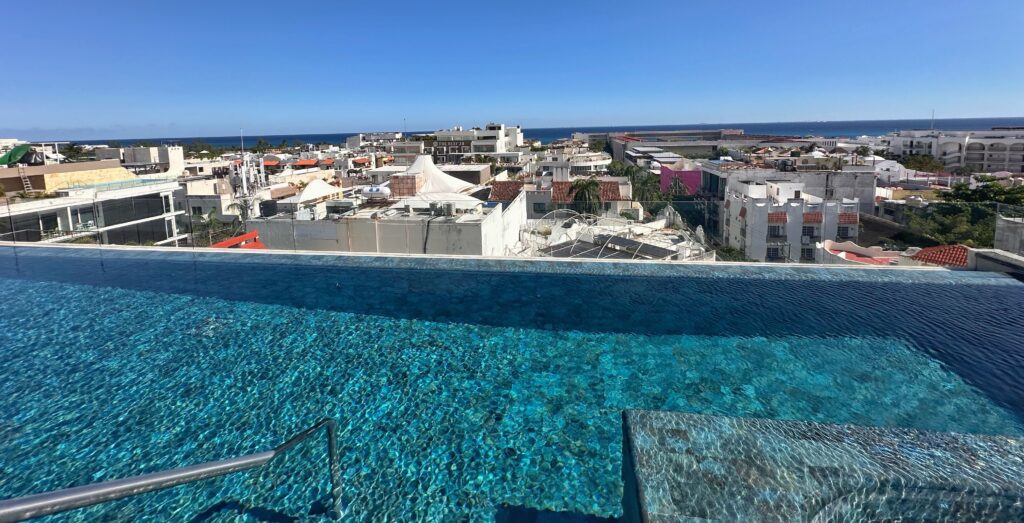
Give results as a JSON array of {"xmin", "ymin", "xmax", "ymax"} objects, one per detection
[{"xmin": 0, "ymin": 248, "xmax": 1022, "ymax": 521}]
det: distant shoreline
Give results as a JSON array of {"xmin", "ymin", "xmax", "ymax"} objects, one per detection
[{"xmin": 40, "ymin": 116, "xmax": 1024, "ymax": 146}]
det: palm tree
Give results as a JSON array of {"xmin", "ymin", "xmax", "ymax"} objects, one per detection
[
  {"xmin": 227, "ymin": 198, "xmax": 262, "ymax": 232},
  {"xmin": 570, "ymin": 177, "xmax": 601, "ymax": 215},
  {"xmin": 629, "ymin": 170, "xmax": 664, "ymax": 203},
  {"xmin": 669, "ymin": 176, "xmax": 688, "ymax": 197}
]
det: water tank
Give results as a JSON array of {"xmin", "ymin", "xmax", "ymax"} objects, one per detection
[
  {"xmin": 443, "ymin": 202, "xmax": 456, "ymax": 217},
  {"xmin": 361, "ymin": 185, "xmax": 391, "ymax": 200}
]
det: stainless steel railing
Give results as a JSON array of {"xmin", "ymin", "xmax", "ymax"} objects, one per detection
[{"xmin": 0, "ymin": 418, "xmax": 342, "ymax": 522}]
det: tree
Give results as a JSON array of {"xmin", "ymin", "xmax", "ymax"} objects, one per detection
[
  {"xmin": 630, "ymin": 170, "xmax": 664, "ymax": 203},
  {"xmin": 901, "ymin": 154, "xmax": 945, "ymax": 173},
  {"xmin": 669, "ymin": 176, "xmax": 689, "ymax": 197},
  {"xmin": 907, "ymin": 203, "xmax": 995, "ymax": 247},
  {"xmin": 252, "ymin": 139, "xmax": 271, "ymax": 153},
  {"xmin": 941, "ymin": 176, "xmax": 1024, "ymax": 206},
  {"xmin": 589, "ymin": 139, "xmax": 608, "ymax": 153},
  {"xmin": 854, "ymin": 145, "xmax": 872, "ymax": 157},
  {"xmin": 278, "ymin": 139, "xmax": 289, "ymax": 149},
  {"xmin": 570, "ymin": 177, "xmax": 601, "ymax": 215},
  {"xmin": 801, "ymin": 142, "xmax": 818, "ymax": 153},
  {"xmin": 951, "ymin": 165, "xmax": 975, "ymax": 176},
  {"xmin": 717, "ymin": 146, "xmax": 730, "ymax": 158},
  {"xmin": 61, "ymin": 143, "xmax": 85, "ymax": 162}
]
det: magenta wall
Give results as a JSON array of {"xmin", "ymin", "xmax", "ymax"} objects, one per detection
[{"xmin": 660, "ymin": 166, "xmax": 702, "ymax": 195}]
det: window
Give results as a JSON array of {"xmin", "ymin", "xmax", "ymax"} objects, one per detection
[
  {"xmin": 802, "ymin": 226, "xmax": 816, "ymax": 237},
  {"xmin": 839, "ymin": 226, "xmax": 853, "ymax": 237},
  {"xmin": 767, "ymin": 247, "xmax": 781, "ymax": 259},
  {"xmin": 801, "ymin": 247, "xmax": 814, "ymax": 261},
  {"xmin": 768, "ymin": 225, "xmax": 783, "ymax": 237},
  {"xmin": 532, "ymin": 203, "xmax": 547, "ymax": 214},
  {"xmin": 794, "ymin": 190, "xmax": 801, "ymax": 198},
  {"xmin": 191, "ymin": 206, "xmax": 204, "ymax": 215}
]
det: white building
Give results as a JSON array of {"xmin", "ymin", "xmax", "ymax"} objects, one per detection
[
  {"xmin": 722, "ymin": 178, "xmax": 860, "ymax": 263},
  {"xmin": 888, "ymin": 129, "xmax": 1024, "ymax": 173},
  {"xmin": 96, "ymin": 145, "xmax": 186, "ymax": 176},
  {"xmin": 0, "ymin": 179, "xmax": 185, "ymax": 245},
  {"xmin": 537, "ymin": 149, "xmax": 612, "ymax": 177},
  {"xmin": 431, "ymin": 123, "xmax": 525, "ymax": 163},
  {"xmin": 249, "ymin": 155, "xmax": 527, "ymax": 256}
]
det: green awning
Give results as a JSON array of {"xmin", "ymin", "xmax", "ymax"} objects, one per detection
[{"xmin": 0, "ymin": 144, "xmax": 31, "ymax": 166}]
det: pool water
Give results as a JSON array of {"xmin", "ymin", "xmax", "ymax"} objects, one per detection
[{"xmin": 0, "ymin": 247, "xmax": 1022, "ymax": 521}]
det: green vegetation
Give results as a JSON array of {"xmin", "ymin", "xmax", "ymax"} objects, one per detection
[
  {"xmin": 715, "ymin": 246, "xmax": 752, "ymax": 262},
  {"xmin": 901, "ymin": 176, "xmax": 1023, "ymax": 247},
  {"xmin": 854, "ymin": 145, "xmax": 872, "ymax": 157},
  {"xmin": 60, "ymin": 143, "xmax": 86, "ymax": 161},
  {"xmin": 570, "ymin": 177, "xmax": 601, "ymax": 215},
  {"xmin": 941, "ymin": 175, "xmax": 1024, "ymax": 205},
  {"xmin": 589, "ymin": 139, "xmax": 609, "ymax": 153},
  {"xmin": 900, "ymin": 154, "xmax": 944, "ymax": 173}
]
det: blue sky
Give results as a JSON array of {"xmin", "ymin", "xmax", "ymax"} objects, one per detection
[{"xmin": 3, "ymin": 0, "xmax": 1023, "ymax": 140}]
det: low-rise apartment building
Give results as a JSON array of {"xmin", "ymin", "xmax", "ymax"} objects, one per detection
[
  {"xmin": 888, "ymin": 129, "xmax": 1024, "ymax": 173},
  {"xmin": 723, "ymin": 178, "xmax": 860, "ymax": 262},
  {"xmin": 0, "ymin": 159, "xmax": 187, "ymax": 246}
]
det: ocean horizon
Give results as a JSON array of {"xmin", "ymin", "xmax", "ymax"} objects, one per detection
[{"xmin": 67, "ymin": 116, "xmax": 1024, "ymax": 147}]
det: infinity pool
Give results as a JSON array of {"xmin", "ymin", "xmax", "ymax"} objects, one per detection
[{"xmin": 0, "ymin": 246, "xmax": 1022, "ymax": 521}]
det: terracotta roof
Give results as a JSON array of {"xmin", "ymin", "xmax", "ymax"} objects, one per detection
[
  {"xmin": 599, "ymin": 181, "xmax": 627, "ymax": 201},
  {"xmin": 488, "ymin": 180, "xmax": 524, "ymax": 201},
  {"xmin": 838, "ymin": 212, "xmax": 858, "ymax": 224},
  {"xmin": 320, "ymin": 158, "xmax": 334, "ymax": 165},
  {"xmin": 263, "ymin": 159, "xmax": 280, "ymax": 166},
  {"xmin": 352, "ymin": 157, "xmax": 370, "ymax": 165},
  {"xmin": 912, "ymin": 244, "xmax": 969, "ymax": 267},
  {"xmin": 767, "ymin": 212, "xmax": 787, "ymax": 223},
  {"xmin": 551, "ymin": 181, "xmax": 573, "ymax": 203},
  {"xmin": 294, "ymin": 159, "xmax": 318, "ymax": 167},
  {"xmin": 803, "ymin": 212, "xmax": 823, "ymax": 223}
]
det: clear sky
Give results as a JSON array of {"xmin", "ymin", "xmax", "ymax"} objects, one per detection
[{"xmin": 3, "ymin": 0, "xmax": 1023, "ymax": 140}]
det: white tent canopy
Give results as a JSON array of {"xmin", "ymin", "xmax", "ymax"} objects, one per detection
[
  {"xmin": 406, "ymin": 155, "xmax": 475, "ymax": 194},
  {"xmin": 297, "ymin": 179, "xmax": 339, "ymax": 202}
]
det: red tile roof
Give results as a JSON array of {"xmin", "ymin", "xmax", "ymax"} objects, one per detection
[
  {"xmin": 551, "ymin": 180, "xmax": 628, "ymax": 204},
  {"xmin": 320, "ymin": 158, "xmax": 334, "ymax": 165},
  {"xmin": 488, "ymin": 180, "xmax": 524, "ymax": 201},
  {"xmin": 767, "ymin": 212, "xmax": 787, "ymax": 223},
  {"xmin": 599, "ymin": 181, "xmax": 628, "ymax": 201},
  {"xmin": 803, "ymin": 212, "xmax": 823, "ymax": 223},
  {"xmin": 352, "ymin": 157, "xmax": 370, "ymax": 165},
  {"xmin": 294, "ymin": 159, "xmax": 318, "ymax": 167},
  {"xmin": 912, "ymin": 244, "xmax": 969, "ymax": 267},
  {"xmin": 551, "ymin": 181, "xmax": 573, "ymax": 203},
  {"xmin": 838, "ymin": 212, "xmax": 858, "ymax": 224},
  {"xmin": 263, "ymin": 159, "xmax": 280, "ymax": 166}
]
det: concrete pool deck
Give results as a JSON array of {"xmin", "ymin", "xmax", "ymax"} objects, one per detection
[{"xmin": 622, "ymin": 410, "xmax": 1024, "ymax": 522}]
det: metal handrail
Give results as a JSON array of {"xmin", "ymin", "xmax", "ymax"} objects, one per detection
[{"xmin": 0, "ymin": 418, "xmax": 342, "ymax": 522}]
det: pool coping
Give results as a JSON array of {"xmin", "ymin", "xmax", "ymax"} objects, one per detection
[
  {"xmin": 621, "ymin": 410, "xmax": 1024, "ymax": 522},
  {"xmin": 0, "ymin": 241, "xmax": 954, "ymax": 271}
]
